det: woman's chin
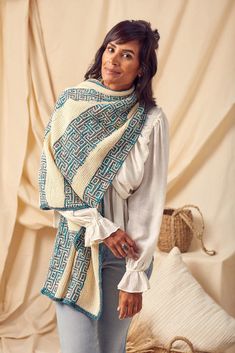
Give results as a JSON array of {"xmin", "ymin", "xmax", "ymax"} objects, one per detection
[
  {"xmin": 102, "ymin": 79, "xmax": 120, "ymax": 90},
  {"xmin": 103, "ymin": 76, "xmax": 119, "ymax": 85}
]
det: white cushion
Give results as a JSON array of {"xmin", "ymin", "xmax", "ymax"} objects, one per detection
[{"xmin": 148, "ymin": 247, "xmax": 235, "ymax": 352}]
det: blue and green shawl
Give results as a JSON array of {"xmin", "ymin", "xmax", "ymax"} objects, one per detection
[{"xmin": 38, "ymin": 78, "xmax": 147, "ymax": 319}]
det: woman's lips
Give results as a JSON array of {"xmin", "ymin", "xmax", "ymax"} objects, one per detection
[{"xmin": 104, "ymin": 68, "xmax": 121, "ymax": 76}]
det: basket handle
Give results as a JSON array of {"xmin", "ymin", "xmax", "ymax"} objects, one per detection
[
  {"xmin": 167, "ymin": 336, "xmax": 195, "ymax": 353},
  {"xmin": 170, "ymin": 204, "xmax": 216, "ymax": 256}
]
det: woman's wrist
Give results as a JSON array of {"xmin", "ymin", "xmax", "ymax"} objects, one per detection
[{"xmin": 103, "ymin": 228, "xmax": 139, "ymax": 260}]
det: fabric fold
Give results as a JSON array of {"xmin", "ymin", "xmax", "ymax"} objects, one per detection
[
  {"xmin": 59, "ymin": 208, "xmax": 120, "ymax": 247},
  {"xmin": 112, "ymin": 108, "xmax": 169, "ymax": 292},
  {"xmin": 85, "ymin": 214, "xmax": 119, "ymax": 247},
  {"xmin": 117, "ymin": 269, "xmax": 150, "ymax": 292}
]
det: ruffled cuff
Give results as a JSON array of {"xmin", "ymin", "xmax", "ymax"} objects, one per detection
[
  {"xmin": 85, "ymin": 213, "xmax": 119, "ymax": 247},
  {"xmin": 117, "ymin": 269, "xmax": 150, "ymax": 293},
  {"xmin": 55, "ymin": 208, "xmax": 120, "ymax": 246}
]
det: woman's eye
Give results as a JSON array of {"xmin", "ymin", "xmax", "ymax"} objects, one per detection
[
  {"xmin": 107, "ymin": 47, "xmax": 114, "ymax": 53},
  {"xmin": 123, "ymin": 53, "xmax": 132, "ymax": 59}
]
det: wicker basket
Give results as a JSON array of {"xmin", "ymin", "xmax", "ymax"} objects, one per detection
[
  {"xmin": 126, "ymin": 320, "xmax": 212, "ymax": 353},
  {"xmin": 157, "ymin": 205, "xmax": 216, "ymax": 256},
  {"xmin": 154, "ymin": 336, "xmax": 208, "ymax": 353}
]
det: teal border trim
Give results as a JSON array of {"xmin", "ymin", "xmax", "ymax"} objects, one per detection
[
  {"xmin": 73, "ymin": 226, "xmax": 85, "ymax": 248},
  {"xmin": 40, "ymin": 287, "xmax": 100, "ymax": 320},
  {"xmin": 40, "ymin": 204, "xmax": 91, "ymax": 211},
  {"xmin": 40, "ymin": 242, "xmax": 105, "ymax": 321}
]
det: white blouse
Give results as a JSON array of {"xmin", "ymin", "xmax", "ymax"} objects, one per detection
[{"xmin": 54, "ymin": 106, "xmax": 169, "ymax": 293}]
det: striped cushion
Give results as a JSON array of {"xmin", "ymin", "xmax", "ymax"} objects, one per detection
[{"xmin": 152, "ymin": 247, "xmax": 235, "ymax": 352}]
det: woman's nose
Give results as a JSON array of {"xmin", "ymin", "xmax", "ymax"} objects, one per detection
[{"xmin": 109, "ymin": 53, "xmax": 120, "ymax": 65}]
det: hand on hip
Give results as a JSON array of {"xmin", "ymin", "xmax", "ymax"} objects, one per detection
[{"xmin": 103, "ymin": 228, "xmax": 139, "ymax": 260}]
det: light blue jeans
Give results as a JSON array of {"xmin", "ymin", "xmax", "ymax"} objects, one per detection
[{"xmin": 55, "ymin": 243, "xmax": 153, "ymax": 353}]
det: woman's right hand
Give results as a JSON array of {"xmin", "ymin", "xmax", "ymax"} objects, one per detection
[{"xmin": 103, "ymin": 228, "xmax": 139, "ymax": 260}]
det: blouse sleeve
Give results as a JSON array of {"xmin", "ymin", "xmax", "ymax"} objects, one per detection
[
  {"xmin": 53, "ymin": 208, "xmax": 120, "ymax": 247},
  {"xmin": 117, "ymin": 110, "xmax": 169, "ymax": 293}
]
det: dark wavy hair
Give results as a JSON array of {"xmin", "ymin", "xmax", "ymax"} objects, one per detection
[{"xmin": 84, "ymin": 20, "xmax": 160, "ymax": 112}]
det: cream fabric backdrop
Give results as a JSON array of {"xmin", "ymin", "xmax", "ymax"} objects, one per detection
[{"xmin": 0, "ymin": 0, "xmax": 235, "ymax": 352}]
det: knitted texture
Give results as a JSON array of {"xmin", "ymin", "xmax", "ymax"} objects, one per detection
[{"xmin": 38, "ymin": 79, "xmax": 147, "ymax": 319}]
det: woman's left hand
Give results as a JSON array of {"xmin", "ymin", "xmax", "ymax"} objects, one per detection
[{"xmin": 117, "ymin": 290, "xmax": 142, "ymax": 319}]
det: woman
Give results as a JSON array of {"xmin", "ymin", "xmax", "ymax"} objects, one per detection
[{"xmin": 38, "ymin": 20, "xmax": 169, "ymax": 353}]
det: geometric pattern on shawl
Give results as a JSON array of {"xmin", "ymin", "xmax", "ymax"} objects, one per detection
[
  {"xmin": 38, "ymin": 79, "xmax": 147, "ymax": 211},
  {"xmin": 38, "ymin": 79, "xmax": 148, "ymax": 319}
]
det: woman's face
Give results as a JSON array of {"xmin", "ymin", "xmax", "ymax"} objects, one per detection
[{"xmin": 101, "ymin": 40, "xmax": 142, "ymax": 91}]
